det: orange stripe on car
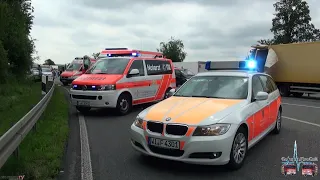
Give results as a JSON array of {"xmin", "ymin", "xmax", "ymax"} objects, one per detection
[{"xmin": 185, "ymin": 127, "xmax": 196, "ymax": 136}]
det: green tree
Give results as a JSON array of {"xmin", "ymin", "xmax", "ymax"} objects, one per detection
[
  {"xmin": 92, "ymin": 52, "xmax": 100, "ymax": 59},
  {"xmin": 157, "ymin": 37, "xmax": 187, "ymax": 62},
  {"xmin": 0, "ymin": 0, "xmax": 35, "ymax": 79},
  {"xmin": 258, "ymin": 0, "xmax": 320, "ymax": 45},
  {"xmin": 44, "ymin": 59, "xmax": 55, "ymax": 65}
]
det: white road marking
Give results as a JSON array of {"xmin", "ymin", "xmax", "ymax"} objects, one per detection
[
  {"xmin": 79, "ymin": 114, "xmax": 93, "ymax": 180},
  {"xmin": 282, "ymin": 103, "xmax": 320, "ymax": 109},
  {"xmin": 283, "ymin": 116, "xmax": 320, "ymax": 128}
]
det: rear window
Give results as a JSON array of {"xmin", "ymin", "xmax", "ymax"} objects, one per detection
[{"xmin": 145, "ymin": 60, "xmax": 172, "ymax": 75}]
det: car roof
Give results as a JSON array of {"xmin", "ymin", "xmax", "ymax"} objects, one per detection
[{"xmin": 196, "ymin": 70, "xmax": 269, "ymax": 78}]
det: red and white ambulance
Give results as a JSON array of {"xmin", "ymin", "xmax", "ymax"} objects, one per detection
[
  {"xmin": 60, "ymin": 56, "xmax": 96, "ymax": 86},
  {"xmin": 69, "ymin": 48, "xmax": 176, "ymax": 115}
]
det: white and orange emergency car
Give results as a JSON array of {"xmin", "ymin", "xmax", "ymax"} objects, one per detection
[
  {"xmin": 130, "ymin": 60, "xmax": 282, "ymax": 170},
  {"xmin": 69, "ymin": 48, "xmax": 176, "ymax": 115}
]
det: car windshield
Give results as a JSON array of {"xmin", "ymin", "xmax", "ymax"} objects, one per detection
[
  {"xmin": 42, "ymin": 68, "xmax": 51, "ymax": 72},
  {"xmin": 286, "ymin": 165, "xmax": 296, "ymax": 169},
  {"xmin": 66, "ymin": 62, "xmax": 82, "ymax": 71},
  {"xmin": 174, "ymin": 76, "xmax": 249, "ymax": 99},
  {"xmin": 302, "ymin": 165, "xmax": 314, "ymax": 169},
  {"xmin": 85, "ymin": 58, "xmax": 130, "ymax": 74}
]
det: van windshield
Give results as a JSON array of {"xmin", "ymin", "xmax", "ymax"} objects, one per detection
[
  {"xmin": 85, "ymin": 58, "xmax": 130, "ymax": 74},
  {"xmin": 66, "ymin": 63, "xmax": 82, "ymax": 71}
]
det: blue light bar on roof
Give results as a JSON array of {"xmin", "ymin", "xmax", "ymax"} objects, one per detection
[{"xmin": 205, "ymin": 60, "xmax": 257, "ymax": 71}]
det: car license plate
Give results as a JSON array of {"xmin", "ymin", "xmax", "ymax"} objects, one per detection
[
  {"xmin": 148, "ymin": 137, "xmax": 180, "ymax": 149},
  {"xmin": 77, "ymin": 101, "xmax": 90, "ymax": 106}
]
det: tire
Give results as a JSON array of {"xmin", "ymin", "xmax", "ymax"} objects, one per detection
[
  {"xmin": 227, "ymin": 127, "xmax": 248, "ymax": 170},
  {"xmin": 279, "ymin": 85, "xmax": 290, "ymax": 97},
  {"xmin": 116, "ymin": 93, "xmax": 132, "ymax": 116},
  {"xmin": 292, "ymin": 92, "xmax": 303, "ymax": 97},
  {"xmin": 273, "ymin": 109, "xmax": 282, "ymax": 134},
  {"xmin": 76, "ymin": 106, "xmax": 91, "ymax": 113},
  {"xmin": 163, "ymin": 88, "xmax": 171, "ymax": 100},
  {"xmin": 63, "ymin": 82, "xmax": 68, "ymax": 86}
]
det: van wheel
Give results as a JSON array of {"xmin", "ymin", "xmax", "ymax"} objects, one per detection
[
  {"xmin": 116, "ymin": 93, "xmax": 132, "ymax": 115},
  {"xmin": 76, "ymin": 106, "xmax": 91, "ymax": 113},
  {"xmin": 227, "ymin": 127, "xmax": 248, "ymax": 170},
  {"xmin": 163, "ymin": 88, "xmax": 171, "ymax": 100},
  {"xmin": 273, "ymin": 110, "xmax": 282, "ymax": 134}
]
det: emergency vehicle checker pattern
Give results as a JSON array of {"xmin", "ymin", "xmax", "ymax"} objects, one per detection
[
  {"xmin": 130, "ymin": 60, "xmax": 282, "ymax": 170},
  {"xmin": 69, "ymin": 48, "xmax": 176, "ymax": 115}
]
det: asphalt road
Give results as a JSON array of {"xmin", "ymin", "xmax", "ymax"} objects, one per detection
[{"xmin": 60, "ymin": 86, "xmax": 320, "ymax": 180}]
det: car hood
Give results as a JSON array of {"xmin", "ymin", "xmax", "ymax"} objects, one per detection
[
  {"xmin": 72, "ymin": 74, "xmax": 123, "ymax": 85},
  {"xmin": 142, "ymin": 96, "xmax": 247, "ymax": 125},
  {"xmin": 61, "ymin": 71, "xmax": 76, "ymax": 77}
]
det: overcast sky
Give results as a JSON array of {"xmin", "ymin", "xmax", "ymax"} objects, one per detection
[{"xmin": 30, "ymin": 0, "xmax": 320, "ymax": 65}]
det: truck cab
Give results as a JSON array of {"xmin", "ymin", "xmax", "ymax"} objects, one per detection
[{"xmin": 60, "ymin": 57, "xmax": 96, "ymax": 86}]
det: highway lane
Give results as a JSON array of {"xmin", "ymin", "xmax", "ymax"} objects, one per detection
[{"xmin": 81, "ymin": 97, "xmax": 320, "ymax": 180}]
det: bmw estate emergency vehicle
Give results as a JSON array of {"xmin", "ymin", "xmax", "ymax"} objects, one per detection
[
  {"xmin": 70, "ymin": 48, "xmax": 176, "ymax": 115},
  {"xmin": 130, "ymin": 60, "xmax": 282, "ymax": 169}
]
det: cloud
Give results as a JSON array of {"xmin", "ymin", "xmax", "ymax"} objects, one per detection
[{"xmin": 30, "ymin": 0, "xmax": 320, "ymax": 64}]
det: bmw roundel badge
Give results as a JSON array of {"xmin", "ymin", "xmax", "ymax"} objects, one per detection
[{"xmin": 165, "ymin": 117, "xmax": 171, "ymax": 121}]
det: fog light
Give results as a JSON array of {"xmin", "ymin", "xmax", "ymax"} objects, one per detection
[
  {"xmin": 98, "ymin": 96, "xmax": 102, "ymax": 100},
  {"xmin": 212, "ymin": 152, "xmax": 222, "ymax": 158}
]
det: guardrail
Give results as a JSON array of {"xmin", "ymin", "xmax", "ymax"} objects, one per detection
[{"xmin": 0, "ymin": 77, "xmax": 55, "ymax": 168}]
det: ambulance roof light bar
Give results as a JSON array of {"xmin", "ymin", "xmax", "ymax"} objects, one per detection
[
  {"xmin": 105, "ymin": 48, "xmax": 128, "ymax": 50},
  {"xmin": 205, "ymin": 60, "xmax": 257, "ymax": 71},
  {"xmin": 100, "ymin": 49, "xmax": 164, "ymax": 58}
]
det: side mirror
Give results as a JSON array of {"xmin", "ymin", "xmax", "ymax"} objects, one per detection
[
  {"xmin": 127, "ymin": 69, "xmax": 139, "ymax": 77},
  {"xmin": 168, "ymin": 89, "xmax": 176, "ymax": 97},
  {"xmin": 255, "ymin": 91, "xmax": 268, "ymax": 101}
]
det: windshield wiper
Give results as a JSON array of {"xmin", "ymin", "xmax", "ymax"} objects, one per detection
[
  {"xmin": 191, "ymin": 95, "xmax": 211, "ymax": 98},
  {"xmin": 173, "ymin": 94, "xmax": 189, "ymax": 97},
  {"xmin": 92, "ymin": 72, "xmax": 108, "ymax": 74}
]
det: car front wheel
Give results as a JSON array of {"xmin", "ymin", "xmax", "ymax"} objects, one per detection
[{"xmin": 227, "ymin": 127, "xmax": 248, "ymax": 170}]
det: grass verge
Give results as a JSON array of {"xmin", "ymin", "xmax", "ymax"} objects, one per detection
[
  {"xmin": 0, "ymin": 87, "xmax": 69, "ymax": 180},
  {"xmin": 0, "ymin": 80, "xmax": 42, "ymax": 136}
]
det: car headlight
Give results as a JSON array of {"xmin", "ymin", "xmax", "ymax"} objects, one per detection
[
  {"xmin": 192, "ymin": 123, "xmax": 231, "ymax": 136},
  {"xmin": 99, "ymin": 85, "xmax": 116, "ymax": 91},
  {"xmin": 133, "ymin": 116, "xmax": 144, "ymax": 129}
]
